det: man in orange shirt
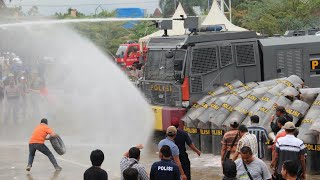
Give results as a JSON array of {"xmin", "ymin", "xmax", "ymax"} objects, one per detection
[{"xmin": 26, "ymin": 118, "xmax": 62, "ymax": 171}]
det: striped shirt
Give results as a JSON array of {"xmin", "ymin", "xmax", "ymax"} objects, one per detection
[
  {"xmin": 120, "ymin": 157, "xmax": 149, "ymax": 180},
  {"xmin": 236, "ymin": 132, "xmax": 258, "ymax": 157},
  {"xmin": 275, "ymin": 134, "xmax": 306, "ymax": 174},
  {"xmin": 248, "ymin": 124, "xmax": 268, "ymax": 159},
  {"xmin": 221, "ymin": 129, "xmax": 239, "ymax": 153}
]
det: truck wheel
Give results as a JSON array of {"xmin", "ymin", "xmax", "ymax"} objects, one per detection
[{"xmin": 50, "ymin": 135, "xmax": 66, "ymax": 155}]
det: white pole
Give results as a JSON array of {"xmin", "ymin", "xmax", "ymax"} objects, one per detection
[
  {"xmin": 229, "ymin": 0, "xmax": 232, "ymax": 22},
  {"xmin": 221, "ymin": 0, "xmax": 224, "ymax": 13}
]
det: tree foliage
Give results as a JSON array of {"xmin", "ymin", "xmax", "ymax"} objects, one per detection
[
  {"xmin": 233, "ymin": 0, "xmax": 320, "ymax": 35},
  {"xmin": 55, "ymin": 10, "xmax": 158, "ymax": 56}
]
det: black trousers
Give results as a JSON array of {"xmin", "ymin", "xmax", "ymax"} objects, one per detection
[{"xmin": 180, "ymin": 152, "xmax": 191, "ymax": 180}]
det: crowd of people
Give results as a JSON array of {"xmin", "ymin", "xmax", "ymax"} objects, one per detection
[
  {"xmin": 0, "ymin": 52, "xmax": 50, "ymax": 124},
  {"xmin": 221, "ymin": 105, "xmax": 306, "ymax": 180},
  {"xmin": 26, "ymin": 104, "xmax": 307, "ymax": 180}
]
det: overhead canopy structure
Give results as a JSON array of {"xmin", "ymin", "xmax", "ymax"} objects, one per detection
[
  {"xmin": 139, "ymin": 3, "xmax": 187, "ymax": 44},
  {"xmin": 202, "ymin": 0, "xmax": 247, "ymax": 31}
]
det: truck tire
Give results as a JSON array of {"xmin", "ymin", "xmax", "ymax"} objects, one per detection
[{"xmin": 50, "ymin": 135, "xmax": 66, "ymax": 155}]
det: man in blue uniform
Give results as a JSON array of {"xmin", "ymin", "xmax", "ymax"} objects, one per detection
[
  {"xmin": 158, "ymin": 126, "xmax": 187, "ymax": 180},
  {"xmin": 150, "ymin": 145, "xmax": 180, "ymax": 180}
]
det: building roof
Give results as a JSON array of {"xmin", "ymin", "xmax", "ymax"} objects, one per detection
[
  {"xmin": 202, "ymin": 0, "xmax": 247, "ymax": 32},
  {"xmin": 153, "ymin": 8, "xmax": 162, "ymax": 18}
]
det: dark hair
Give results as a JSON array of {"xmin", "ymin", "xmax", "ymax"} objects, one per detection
[
  {"xmin": 240, "ymin": 146, "xmax": 253, "ymax": 155},
  {"xmin": 90, "ymin": 149, "xmax": 104, "ymax": 166},
  {"xmin": 238, "ymin": 125, "xmax": 248, "ymax": 133},
  {"xmin": 230, "ymin": 122, "xmax": 239, "ymax": 128},
  {"xmin": 294, "ymin": 129, "xmax": 299, "ymax": 137},
  {"xmin": 250, "ymin": 115, "xmax": 259, "ymax": 124},
  {"xmin": 283, "ymin": 160, "xmax": 298, "ymax": 177},
  {"xmin": 223, "ymin": 159, "xmax": 237, "ymax": 178},
  {"xmin": 285, "ymin": 129, "xmax": 296, "ymax": 134},
  {"xmin": 128, "ymin": 147, "xmax": 140, "ymax": 160},
  {"xmin": 277, "ymin": 116, "xmax": 287, "ymax": 126},
  {"xmin": 123, "ymin": 167, "xmax": 139, "ymax": 180},
  {"xmin": 160, "ymin": 145, "xmax": 172, "ymax": 158},
  {"xmin": 276, "ymin": 106, "xmax": 286, "ymax": 113},
  {"xmin": 40, "ymin": 118, "xmax": 48, "ymax": 125}
]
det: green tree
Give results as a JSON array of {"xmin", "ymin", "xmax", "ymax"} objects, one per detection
[
  {"xmin": 55, "ymin": 9, "xmax": 158, "ymax": 56},
  {"xmin": 233, "ymin": 0, "xmax": 320, "ymax": 35}
]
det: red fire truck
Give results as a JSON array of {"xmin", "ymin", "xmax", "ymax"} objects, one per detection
[{"xmin": 115, "ymin": 41, "xmax": 146, "ymax": 68}]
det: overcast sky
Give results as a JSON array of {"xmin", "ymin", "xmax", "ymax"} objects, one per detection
[{"xmin": 5, "ymin": 0, "xmax": 160, "ymax": 15}]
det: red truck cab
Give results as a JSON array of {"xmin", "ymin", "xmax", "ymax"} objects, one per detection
[{"xmin": 115, "ymin": 42, "xmax": 142, "ymax": 68}]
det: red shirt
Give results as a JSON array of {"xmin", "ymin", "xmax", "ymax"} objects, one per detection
[{"xmin": 273, "ymin": 130, "xmax": 286, "ymax": 151}]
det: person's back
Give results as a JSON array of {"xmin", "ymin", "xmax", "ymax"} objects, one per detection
[
  {"xmin": 84, "ymin": 166, "xmax": 108, "ymax": 180},
  {"xmin": 150, "ymin": 145, "xmax": 180, "ymax": 180},
  {"xmin": 247, "ymin": 115, "xmax": 268, "ymax": 159},
  {"xmin": 84, "ymin": 149, "xmax": 108, "ymax": 180},
  {"xmin": 241, "ymin": 133, "xmax": 258, "ymax": 157},
  {"xmin": 29, "ymin": 123, "xmax": 53, "ymax": 144},
  {"xmin": 120, "ymin": 146, "xmax": 149, "ymax": 180}
]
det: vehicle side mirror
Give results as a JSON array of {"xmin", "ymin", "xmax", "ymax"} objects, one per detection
[
  {"xmin": 165, "ymin": 50, "xmax": 174, "ymax": 59},
  {"xmin": 174, "ymin": 73, "xmax": 183, "ymax": 84},
  {"xmin": 174, "ymin": 60, "xmax": 183, "ymax": 71}
]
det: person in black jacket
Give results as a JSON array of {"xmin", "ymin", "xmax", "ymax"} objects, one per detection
[
  {"xmin": 172, "ymin": 120, "xmax": 201, "ymax": 180},
  {"xmin": 150, "ymin": 145, "xmax": 180, "ymax": 180},
  {"xmin": 84, "ymin": 149, "xmax": 108, "ymax": 180}
]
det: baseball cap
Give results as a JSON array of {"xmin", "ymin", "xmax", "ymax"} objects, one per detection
[
  {"xmin": 283, "ymin": 122, "xmax": 296, "ymax": 130},
  {"xmin": 166, "ymin": 126, "xmax": 177, "ymax": 136}
]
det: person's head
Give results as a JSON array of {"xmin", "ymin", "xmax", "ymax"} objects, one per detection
[
  {"xmin": 238, "ymin": 125, "xmax": 248, "ymax": 137},
  {"xmin": 171, "ymin": 117, "xmax": 180, "ymax": 129},
  {"xmin": 166, "ymin": 126, "xmax": 177, "ymax": 138},
  {"xmin": 281, "ymin": 160, "xmax": 298, "ymax": 179},
  {"xmin": 230, "ymin": 121, "xmax": 239, "ymax": 129},
  {"xmin": 276, "ymin": 106, "xmax": 286, "ymax": 117},
  {"xmin": 123, "ymin": 167, "xmax": 139, "ymax": 180},
  {"xmin": 277, "ymin": 116, "xmax": 287, "ymax": 128},
  {"xmin": 90, "ymin": 149, "xmax": 105, "ymax": 167},
  {"xmin": 240, "ymin": 146, "xmax": 254, "ymax": 164},
  {"xmin": 223, "ymin": 159, "xmax": 237, "ymax": 178},
  {"xmin": 40, "ymin": 118, "xmax": 48, "ymax": 125},
  {"xmin": 250, "ymin": 115, "xmax": 259, "ymax": 124},
  {"xmin": 159, "ymin": 145, "xmax": 172, "ymax": 159},
  {"xmin": 128, "ymin": 147, "xmax": 141, "ymax": 161},
  {"xmin": 283, "ymin": 122, "xmax": 296, "ymax": 134}
]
